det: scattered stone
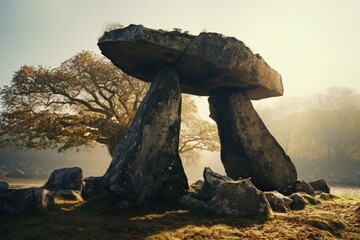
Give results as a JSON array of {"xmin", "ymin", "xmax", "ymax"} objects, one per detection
[
  {"xmin": 289, "ymin": 192, "xmax": 320, "ymax": 210},
  {"xmin": 0, "ymin": 188, "xmax": 54, "ymax": 214},
  {"xmin": 209, "ymin": 179, "xmax": 272, "ymax": 217},
  {"xmin": 209, "ymin": 91, "xmax": 297, "ymax": 191},
  {"xmin": 179, "ymin": 195, "xmax": 208, "ymax": 210},
  {"xmin": 98, "ymin": 24, "xmax": 283, "ymax": 99},
  {"xmin": 82, "ymin": 176, "xmax": 107, "ymax": 200},
  {"xmin": 319, "ymin": 192, "xmax": 336, "ymax": 201},
  {"xmin": 52, "ymin": 189, "xmax": 83, "ymax": 202},
  {"xmin": 43, "ymin": 167, "xmax": 83, "ymax": 191},
  {"xmin": 0, "ymin": 181, "xmax": 9, "ymax": 193},
  {"xmin": 292, "ymin": 180, "xmax": 315, "ymax": 196},
  {"xmin": 289, "ymin": 193, "xmax": 307, "ymax": 210},
  {"xmin": 298, "ymin": 192, "xmax": 320, "ymax": 205},
  {"xmin": 199, "ymin": 167, "xmax": 233, "ymax": 201},
  {"xmin": 103, "ymin": 66, "xmax": 188, "ymax": 204},
  {"xmin": 309, "ymin": 179, "xmax": 330, "ymax": 193},
  {"xmin": 189, "ymin": 180, "xmax": 204, "ymax": 196},
  {"xmin": 265, "ymin": 191, "xmax": 292, "ymax": 213}
]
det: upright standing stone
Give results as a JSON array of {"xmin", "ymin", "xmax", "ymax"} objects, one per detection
[
  {"xmin": 209, "ymin": 90, "xmax": 297, "ymax": 191},
  {"xmin": 103, "ymin": 66, "xmax": 188, "ymax": 204}
]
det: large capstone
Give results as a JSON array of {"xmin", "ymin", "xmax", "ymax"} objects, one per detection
[
  {"xmin": 98, "ymin": 24, "xmax": 283, "ymax": 99},
  {"xmin": 103, "ymin": 66, "xmax": 188, "ymax": 204},
  {"xmin": 209, "ymin": 90, "xmax": 297, "ymax": 191}
]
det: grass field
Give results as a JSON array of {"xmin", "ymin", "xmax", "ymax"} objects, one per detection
[{"xmin": 0, "ymin": 189, "xmax": 359, "ymax": 240}]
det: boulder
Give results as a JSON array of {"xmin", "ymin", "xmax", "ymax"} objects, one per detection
[
  {"xmin": 43, "ymin": 167, "xmax": 83, "ymax": 191},
  {"xmin": 209, "ymin": 91, "xmax": 297, "ymax": 191},
  {"xmin": 209, "ymin": 179, "xmax": 272, "ymax": 217},
  {"xmin": 189, "ymin": 180, "xmax": 204, "ymax": 195},
  {"xmin": 319, "ymin": 193, "xmax": 336, "ymax": 201},
  {"xmin": 51, "ymin": 189, "xmax": 83, "ymax": 202},
  {"xmin": 82, "ymin": 176, "xmax": 107, "ymax": 200},
  {"xmin": 199, "ymin": 167, "xmax": 233, "ymax": 201},
  {"xmin": 308, "ymin": 179, "xmax": 330, "ymax": 193},
  {"xmin": 289, "ymin": 193, "xmax": 320, "ymax": 210},
  {"xmin": 0, "ymin": 181, "xmax": 9, "ymax": 193},
  {"xmin": 299, "ymin": 193, "xmax": 320, "ymax": 205},
  {"xmin": 98, "ymin": 24, "xmax": 283, "ymax": 99},
  {"xmin": 0, "ymin": 188, "xmax": 54, "ymax": 214},
  {"xmin": 103, "ymin": 66, "xmax": 188, "ymax": 204},
  {"xmin": 292, "ymin": 180, "xmax": 315, "ymax": 196},
  {"xmin": 265, "ymin": 191, "xmax": 292, "ymax": 213},
  {"xmin": 179, "ymin": 195, "xmax": 208, "ymax": 210},
  {"xmin": 289, "ymin": 193, "xmax": 307, "ymax": 210}
]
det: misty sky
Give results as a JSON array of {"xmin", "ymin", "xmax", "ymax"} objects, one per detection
[{"xmin": 1, "ymin": 0, "xmax": 360, "ymax": 117}]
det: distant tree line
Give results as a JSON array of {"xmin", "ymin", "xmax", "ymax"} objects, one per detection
[{"xmin": 257, "ymin": 87, "xmax": 360, "ymax": 164}]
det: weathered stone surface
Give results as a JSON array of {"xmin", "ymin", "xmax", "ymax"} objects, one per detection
[
  {"xmin": 289, "ymin": 193, "xmax": 307, "ymax": 210},
  {"xmin": 43, "ymin": 167, "xmax": 83, "ymax": 191},
  {"xmin": 0, "ymin": 181, "xmax": 9, "ymax": 193},
  {"xmin": 0, "ymin": 188, "xmax": 54, "ymax": 214},
  {"xmin": 209, "ymin": 91, "xmax": 297, "ymax": 191},
  {"xmin": 199, "ymin": 167, "xmax": 233, "ymax": 201},
  {"xmin": 319, "ymin": 192, "xmax": 336, "ymax": 201},
  {"xmin": 299, "ymin": 193, "xmax": 320, "ymax": 205},
  {"xmin": 179, "ymin": 195, "xmax": 208, "ymax": 210},
  {"xmin": 309, "ymin": 179, "xmax": 330, "ymax": 194},
  {"xmin": 292, "ymin": 180, "xmax": 315, "ymax": 196},
  {"xmin": 319, "ymin": 192, "xmax": 338, "ymax": 201},
  {"xmin": 189, "ymin": 180, "xmax": 204, "ymax": 196},
  {"xmin": 209, "ymin": 180, "xmax": 272, "ymax": 216},
  {"xmin": 265, "ymin": 191, "xmax": 292, "ymax": 213},
  {"xmin": 51, "ymin": 189, "xmax": 83, "ymax": 202},
  {"xmin": 82, "ymin": 176, "xmax": 107, "ymax": 200},
  {"xmin": 103, "ymin": 66, "xmax": 188, "ymax": 204},
  {"xmin": 98, "ymin": 24, "xmax": 283, "ymax": 99},
  {"xmin": 289, "ymin": 192, "xmax": 320, "ymax": 210}
]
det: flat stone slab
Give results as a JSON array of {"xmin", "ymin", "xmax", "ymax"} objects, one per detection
[{"xmin": 98, "ymin": 24, "xmax": 283, "ymax": 100}]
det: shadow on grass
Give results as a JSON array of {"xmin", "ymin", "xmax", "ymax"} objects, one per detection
[{"xmin": 0, "ymin": 193, "xmax": 267, "ymax": 240}]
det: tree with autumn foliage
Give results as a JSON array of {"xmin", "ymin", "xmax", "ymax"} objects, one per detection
[{"xmin": 0, "ymin": 51, "xmax": 219, "ymax": 163}]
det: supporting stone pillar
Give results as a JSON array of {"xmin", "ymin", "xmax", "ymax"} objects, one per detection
[
  {"xmin": 209, "ymin": 90, "xmax": 297, "ymax": 191},
  {"xmin": 103, "ymin": 66, "xmax": 188, "ymax": 204}
]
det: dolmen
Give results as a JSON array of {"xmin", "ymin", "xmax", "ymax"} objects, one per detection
[{"xmin": 97, "ymin": 24, "xmax": 297, "ymax": 205}]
